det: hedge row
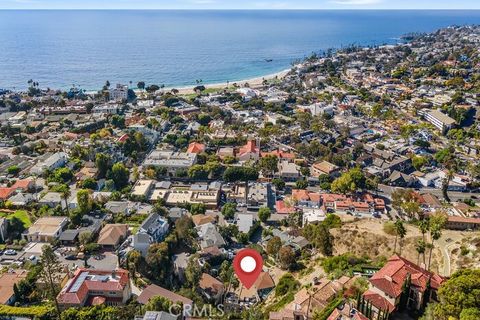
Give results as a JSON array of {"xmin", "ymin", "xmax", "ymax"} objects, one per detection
[{"xmin": 0, "ymin": 305, "xmax": 53, "ymax": 319}]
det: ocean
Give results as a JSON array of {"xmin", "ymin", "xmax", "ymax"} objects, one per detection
[{"xmin": 0, "ymin": 10, "xmax": 479, "ymax": 90}]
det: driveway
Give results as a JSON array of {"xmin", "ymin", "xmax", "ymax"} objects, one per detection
[
  {"xmin": 436, "ymin": 236, "xmax": 452, "ymax": 277},
  {"xmin": 56, "ymin": 250, "xmax": 119, "ymax": 270}
]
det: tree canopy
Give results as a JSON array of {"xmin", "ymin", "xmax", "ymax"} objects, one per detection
[{"xmin": 433, "ymin": 269, "xmax": 480, "ymax": 320}]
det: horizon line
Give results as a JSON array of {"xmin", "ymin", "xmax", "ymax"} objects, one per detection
[{"xmin": 1, "ymin": 8, "xmax": 480, "ymax": 11}]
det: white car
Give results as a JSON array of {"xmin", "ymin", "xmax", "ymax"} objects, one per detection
[{"xmin": 4, "ymin": 249, "xmax": 16, "ymax": 255}]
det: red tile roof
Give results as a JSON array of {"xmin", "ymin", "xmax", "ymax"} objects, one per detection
[
  {"xmin": 238, "ymin": 140, "xmax": 259, "ymax": 156},
  {"xmin": 199, "ymin": 273, "xmax": 224, "ymax": 294},
  {"xmin": 254, "ymin": 272, "xmax": 275, "ymax": 290},
  {"xmin": 137, "ymin": 284, "xmax": 193, "ymax": 305},
  {"xmin": 0, "ymin": 187, "xmax": 14, "ymax": 200},
  {"xmin": 369, "ymin": 255, "xmax": 444, "ymax": 299},
  {"xmin": 363, "ymin": 290, "xmax": 395, "ymax": 312},
  {"xmin": 275, "ymin": 200, "xmax": 296, "ymax": 214},
  {"xmin": 117, "ymin": 134, "xmax": 129, "ymax": 143},
  {"xmin": 354, "ymin": 312, "xmax": 370, "ymax": 320},
  {"xmin": 326, "ymin": 309, "xmax": 342, "ymax": 320},
  {"xmin": 447, "ymin": 216, "xmax": 480, "ymax": 224},
  {"xmin": 261, "ymin": 149, "xmax": 295, "ymax": 160},
  {"xmin": 187, "ymin": 142, "xmax": 206, "ymax": 154},
  {"xmin": 57, "ymin": 268, "xmax": 129, "ymax": 306},
  {"xmin": 292, "ymin": 190, "xmax": 321, "ymax": 203},
  {"xmin": 321, "ymin": 193, "xmax": 349, "ymax": 203},
  {"xmin": 11, "ymin": 179, "xmax": 33, "ymax": 191}
]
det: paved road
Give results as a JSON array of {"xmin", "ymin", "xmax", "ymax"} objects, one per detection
[
  {"xmin": 436, "ymin": 236, "xmax": 452, "ymax": 277},
  {"xmin": 377, "ymin": 184, "xmax": 480, "ymax": 202}
]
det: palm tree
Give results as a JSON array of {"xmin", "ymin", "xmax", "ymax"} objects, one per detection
[
  {"xmin": 418, "ymin": 219, "xmax": 429, "ymax": 264},
  {"xmin": 415, "ymin": 239, "xmax": 426, "ymax": 265},
  {"xmin": 57, "ymin": 184, "xmax": 71, "ymax": 216},
  {"xmin": 427, "ymin": 212, "xmax": 447, "ymax": 271},
  {"xmin": 393, "ymin": 220, "xmax": 407, "ymax": 255}
]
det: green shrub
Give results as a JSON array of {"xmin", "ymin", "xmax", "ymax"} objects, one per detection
[
  {"xmin": 0, "ymin": 305, "xmax": 53, "ymax": 319},
  {"xmin": 275, "ymin": 273, "xmax": 300, "ymax": 297}
]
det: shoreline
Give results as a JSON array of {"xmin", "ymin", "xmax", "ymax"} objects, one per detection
[{"xmin": 171, "ymin": 68, "xmax": 291, "ymax": 95}]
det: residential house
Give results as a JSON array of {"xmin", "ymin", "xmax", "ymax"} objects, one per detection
[
  {"xmin": 137, "ymin": 284, "xmax": 193, "ymax": 314},
  {"xmin": 0, "ymin": 270, "xmax": 28, "ymax": 305},
  {"xmin": 11, "ymin": 179, "xmax": 34, "ymax": 192},
  {"xmin": 0, "ymin": 187, "xmax": 14, "ymax": 201},
  {"xmin": 9, "ymin": 193, "xmax": 35, "ymax": 207},
  {"xmin": 227, "ymin": 183, "xmax": 274, "ymax": 210},
  {"xmin": 270, "ymin": 277, "xmax": 354, "ymax": 320},
  {"xmin": 57, "ymin": 268, "xmax": 131, "ymax": 309},
  {"xmin": 168, "ymin": 207, "xmax": 189, "ymax": 222},
  {"xmin": 187, "ymin": 142, "xmax": 206, "ymax": 154},
  {"xmin": 388, "ymin": 170, "xmax": 416, "ymax": 187},
  {"xmin": 133, "ymin": 213, "xmax": 169, "ymax": 256},
  {"xmin": 275, "ymin": 200, "xmax": 297, "ymax": 214},
  {"xmin": 38, "ymin": 192, "xmax": 63, "ymax": 208},
  {"xmin": 237, "ymin": 213, "xmax": 254, "ymax": 233},
  {"xmin": 105, "ymin": 201, "xmax": 130, "ymax": 215},
  {"xmin": 302, "ymin": 208, "xmax": 327, "ymax": 225},
  {"xmin": 277, "ymin": 161, "xmax": 300, "ymax": 181},
  {"xmin": 445, "ymin": 216, "xmax": 480, "ymax": 230},
  {"xmin": 363, "ymin": 255, "xmax": 444, "ymax": 318},
  {"xmin": 30, "ymin": 152, "xmax": 68, "ymax": 175},
  {"xmin": 97, "ymin": 224, "xmax": 128, "ymax": 249},
  {"xmin": 254, "ymin": 272, "xmax": 275, "ymax": 300},
  {"xmin": 291, "ymin": 189, "xmax": 322, "ymax": 208},
  {"xmin": 75, "ymin": 165, "xmax": 98, "ymax": 184},
  {"xmin": 23, "ymin": 216, "xmax": 69, "ymax": 242},
  {"xmin": 311, "ymin": 161, "xmax": 340, "ymax": 178},
  {"xmin": 109, "ymin": 84, "xmax": 129, "ymax": 101},
  {"xmin": 192, "ymin": 214, "xmax": 217, "ymax": 227},
  {"xmin": 325, "ymin": 304, "xmax": 369, "ymax": 320},
  {"xmin": 59, "ymin": 229, "xmax": 80, "ymax": 245},
  {"xmin": 196, "ymin": 222, "xmax": 225, "ymax": 249},
  {"xmin": 198, "ymin": 273, "xmax": 224, "ymax": 303},
  {"xmin": 261, "ymin": 149, "xmax": 295, "ymax": 162},
  {"xmin": 237, "ymin": 140, "xmax": 260, "ymax": 162},
  {"xmin": 132, "ymin": 180, "xmax": 155, "ymax": 199}
]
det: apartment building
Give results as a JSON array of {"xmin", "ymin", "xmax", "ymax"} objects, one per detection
[
  {"xmin": 423, "ymin": 109, "xmax": 455, "ymax": 133},
  {"xmin": 143, "ymin": 151, "xmax": 197, "ymax": 175}
]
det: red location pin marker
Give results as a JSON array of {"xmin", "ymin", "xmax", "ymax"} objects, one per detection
[{"xmin": 233, "ymin": 248, "xmax": 263, "ymax": 289}]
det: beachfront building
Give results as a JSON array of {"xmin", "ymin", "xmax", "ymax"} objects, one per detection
[{"xmin": 109, "ymin": 84, "xmax": 129, "ymax": 101}]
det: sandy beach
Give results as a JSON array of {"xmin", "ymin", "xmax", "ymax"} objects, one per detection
[{"xmin": 169, "ymin": 68, "xmax": 291, "ymax": 95}]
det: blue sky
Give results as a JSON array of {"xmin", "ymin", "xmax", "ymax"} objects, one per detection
[{"xmin": 1, "ymin": 0, "xmax": 480, "ymax": 10}]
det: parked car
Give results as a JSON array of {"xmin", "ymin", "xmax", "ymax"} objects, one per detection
[
  {"xmin": 4, "ymin": 249, "xmax": 16, "ymax": 255},
  {"xmin": 65, "ymin": 254, "xmax": 77, "ymax": 260}
]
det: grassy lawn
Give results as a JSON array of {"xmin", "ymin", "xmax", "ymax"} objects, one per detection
[
  {"xmin": 114, "ymin": 213, "xmax": 147, "ymax": 235},
  {"xmin": 0, "ymin": 210, "xmax": 32, "ymax": 227}
]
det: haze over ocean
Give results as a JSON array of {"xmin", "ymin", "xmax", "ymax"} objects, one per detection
[{"xmin": 0, "ymin": 10, "xmax": 479, "ymax": 90}]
